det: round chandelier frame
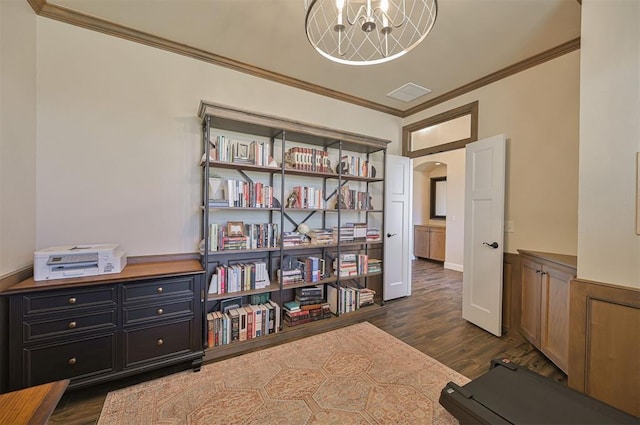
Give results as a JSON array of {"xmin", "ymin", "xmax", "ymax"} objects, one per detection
[{"xmin": 305, "ymin": 0, "xmax": 438, "ymax": 66}]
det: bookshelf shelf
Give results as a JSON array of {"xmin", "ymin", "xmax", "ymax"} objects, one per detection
[
  {"xmin": 198, "ymin": 100, "xmax": 389, "ymax": 352},
  {"xmin": 207, "ymin": 282, "xmax": 281, "ymax": 301}
]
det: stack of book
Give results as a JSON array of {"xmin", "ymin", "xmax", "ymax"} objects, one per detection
[
  {"xmin": 244, "ymin": 223, "xmax": 279, "ymax": 249},
  {"xmin": 366, "ymin": 228, "xmax": 381, "ymax": 241},
  {"xmin": 295, "ymin": 286, "xmax": 324, "ymax": 306},
  {"xmin": 283, "ymin": 298, "xmax": 331, "ymax": 327},
  {"xmin": 280, "ymin": 232, "xmax": 309, "ymax": 247},
  {"xmin": 277, "ymin": 268, "xmax": 303, "ymax": 285},
  {"xmin": 345, "ymin": 223, "xmax": 368, "ymax": 242},
  {"xmin": 332, "ymin": 226, "xmax": 354, "ymax": 243},
  {"xmin": 208, "ymin": 135, "xmax": 273, "ymax": 168},
  {"xmin": 222, "ymin": 179, "xmax": 274, "ymax": 208},
  {"xmin": 357, "ymin": 288, "xmax": 376, "ymax": 307},
  {"xmin": 368, "ymin": 258, "xmax": 382, "ymax": 274},
  {"xmin": 307, "ymin": 228, "xmax": 333, "ymax": 245},
  {"xmin": 206, "ymin": 300, "xmax": 280, "ymax": 347},
  {"xmin": 220, "ymin": 235, "xmax": 248, "ymax": 250}
]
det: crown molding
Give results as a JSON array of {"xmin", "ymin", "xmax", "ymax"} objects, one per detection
[
  {"xmin": 29, "ymin": 1, "xmax": 579, "ymax": 119},
  {"xmin": 402, "ymin": 37, "xmax": 581, "ymax": 117}
]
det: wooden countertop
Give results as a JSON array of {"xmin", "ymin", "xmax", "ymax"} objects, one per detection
[
  {"xmin": 0, "ymin": 379, "xmax": 69, "ymax": 425},
  {"xmin": 1, "ymin": 259, "xmax": 204, "ymax": 294},
  {"xmin": 518, "ymin": 249, "xmax": 577, "ymax": 270}
]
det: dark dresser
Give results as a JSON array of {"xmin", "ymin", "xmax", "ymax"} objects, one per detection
[{"xmin": 1, "ymin": 260, "xmax": 204, "ymax": 392}]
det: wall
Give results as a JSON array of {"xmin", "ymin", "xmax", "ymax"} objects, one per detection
[
  {"xmin": 414, "ymin": 150, "xmax": 465, "ymax": 271},
  {"xmin": 412, "ymin": 163, "xmax": 446, "ymax": 226},
  {"xmin": 0, "ymin": 0, "xmax": 37, "ymax": 277},
  {"xmin": 29, "ymin": 18, "xmax": 401, "ymax": 262},
  {"xmin": 404, "ymin": 52, "xmax": 580, "ymax": 256},
  {"xmin": 577, "ymin": 0, "xmax": 640, "ymax": 288}
]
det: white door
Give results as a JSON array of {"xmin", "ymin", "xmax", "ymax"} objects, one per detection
[
  {"xmin": 462, "ymin": 135, "xmax": 506, "ymax": 336},
  {"xmin": 384, "ymin": 154, "xmax": 412, "ymax": 300}
]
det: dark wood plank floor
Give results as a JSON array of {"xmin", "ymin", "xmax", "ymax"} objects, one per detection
[{"xmin": 50, "ymin": 259, "xmax": 564, "ymax": 424}]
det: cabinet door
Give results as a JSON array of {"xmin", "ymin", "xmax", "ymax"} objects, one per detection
[
  {"xmin": 520, "ymin": 258, "xmax": 541, "ymax": 346},
  {"xmin": 428, "ymin": 227, "xmax": 445, "ymax": 261},
  {"xmin": 414, "ymin": 227, "xmax": 430, "ymax": 258},
  {"xmin": 540, "ymin": 264, "xmax": 573, "ymax": 373}
]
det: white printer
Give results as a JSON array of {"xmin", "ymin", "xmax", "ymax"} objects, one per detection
[{"xmin": 34, "ymin": 244, "xmax": 127, "ymax": 281}]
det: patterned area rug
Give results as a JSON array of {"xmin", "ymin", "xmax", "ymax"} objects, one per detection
[{"xmin": 98, "ymin": 322, "xmax": 469, "ymax": 424}]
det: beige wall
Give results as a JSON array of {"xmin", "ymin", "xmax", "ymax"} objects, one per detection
[
  {"xmin": 27, "ymin": 18, "xmax": 400, "ymax": 262},
  {"xmin": 0, "ymin": 0, "xmax": 37, "ymax": 276},
  {"xmin": 578, "ymin": 0, "xmax": 640, "ymax": 288},
  {"xmin": 404, "ymin": 51, "xmax": 580, "ymax": 256}
]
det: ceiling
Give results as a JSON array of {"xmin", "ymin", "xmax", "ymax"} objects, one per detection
[{"xmin": 34, "ymin": 0, "xmax": 582, "ymax": 117}]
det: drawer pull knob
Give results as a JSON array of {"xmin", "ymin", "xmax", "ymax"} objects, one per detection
[
  {"xmin": 157, "ymin": 338, "xmax": 164, "ymax": 346},
  {"xmin": 157, "ymin": 308, "xmax": 164, "ymax": 315},
  {"xmin": 156, "ymin": 287, "xmax": 163, "ymax": 294},
  {"xmin": 68, "ymin": 297, "xmax": 77, "ymax": 305},
  {"xmin": 68, "ymin": 357, "xmax": 77, "ymax": 365},
  {"xmin": 68, "ymin": 321, "xmax": 77, "ymax": 329}
]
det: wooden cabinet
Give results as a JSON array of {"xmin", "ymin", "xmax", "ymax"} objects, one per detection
[
  {"xmin": 414, "ymin": 225, "xmax": 445, "ymax": 261},
  {"xmin": 3, "ymin": 260, "xmax": 204, "ymax": 392},
  {"xmin": 518, "ymin": 250, "xmax": 576, "ymax": 374}
]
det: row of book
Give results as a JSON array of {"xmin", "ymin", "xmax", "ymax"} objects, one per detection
[
  {"xmin": 287, "ymin": 186, "xmax": 326, "ymax": 209},
  {"xmin": 284, "ymin": 146, "xmax": 331, "ymax": 173},
  {"xmin": 206, "ymin": 300, "xmax": 281, "ymax": 347},
  {"xmin": 335, "ymin": 186, "xmax": 373, "ymax": 210},
  {"xmin": 208, "ymin": 223, "xmax": 278, "ymax": 252},
  {"xmin": 339, "ymin": 155, "xmax": 376, "ymax": 178},
  {"xmin": 209, "ymin": 135, "xmax": 273, "ymax": 167},
  {"xmin": 326, "ymin": 284, "xmax": 376, "ymax": 314},
  {"xmin": 212, "ymin": 179, "xmax": 274, "ymax": 208},
  {"xmin": 209, "ymin": 261, "xmax": 270, "ymax": 294},
  {"xmin": 333, "ymin": 253, "xmax": 373, "ymax": 277},
  {"xmin": 332, "ymin": 223, "xmax": 367, "ymax": 243}
]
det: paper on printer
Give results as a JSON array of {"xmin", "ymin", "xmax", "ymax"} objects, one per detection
[{"xmin": 34, "ymin": 244, "xmax": 127, "ymax": 281}]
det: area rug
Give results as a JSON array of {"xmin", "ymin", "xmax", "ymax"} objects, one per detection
[{"xmin": 98, "ymin": 322, "xmax": 470, "ymax": 424}]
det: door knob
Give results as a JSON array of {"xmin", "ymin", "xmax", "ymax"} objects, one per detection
[
  {"xmin": 483, "ymin": 241, "xmax": 499, "ymax": 249},
  {"xmin": 387, "ymin": 233, "xmax": 397, "ymax": 238}
]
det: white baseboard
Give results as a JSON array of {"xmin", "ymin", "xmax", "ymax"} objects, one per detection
[{"xmin": 444, "ymin": 262, "xmax": 463, "ymax": 272}]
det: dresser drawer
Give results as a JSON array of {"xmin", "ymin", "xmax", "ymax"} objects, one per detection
[
  {"xmin": 123, "ymin": 319, "xmax": 193, "ymax": 367},
  {"xmin": 23, "ymin": 310, "xmax": 117, "ymax": 342},
  {"xmin": 123, "ymin": 299, "xmax": 194, "ymax": 326},
  {"xmin": 23, "ymin": 334, "xmax": 116, "ymax": 387},
  {"xmin": 122, "ymin": 276, "xmax": 195, "ymax": 303},
  {"xmin": 19, "ymin": 286, "xmax": 117, "ymax": 316}
]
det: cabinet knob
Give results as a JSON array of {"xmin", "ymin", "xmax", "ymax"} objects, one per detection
[
  {"xmin": 541, "ymin": 272, "xmax": 547, "ymax": 276},
  {"xmin": 68, "ymin": 321, "xmax": 77, "ymax": 329},
  {"xmin": 156, "ymin": 338, "xmax": 164, "ymax": 346},
  {"xmin": 156, "ymin": 287, "xmax": 163, "ymax": 294},
  {"xmin": 68, "ymin": 357, "xmax": 77, "ymax": 365},
  {"xmin": 157, "ymin": 308, "xmax": 164, "ymax": 315},
  {"xmin": 535, "ymin": 270, "xmax": 541, "ymax": 274},
  {"xmin": 68, "ymin": 297, "xmax": 77, "ymax": 305}
]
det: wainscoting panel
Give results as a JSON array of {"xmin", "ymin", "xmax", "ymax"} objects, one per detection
[{"xmin": 569, "ymin": 278, "xmax": 640, "ymax": 417}]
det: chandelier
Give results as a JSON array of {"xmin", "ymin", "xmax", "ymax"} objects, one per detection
[{"xmin": 304, "ymin": 0, "xmax": 438, "ymax": 65}]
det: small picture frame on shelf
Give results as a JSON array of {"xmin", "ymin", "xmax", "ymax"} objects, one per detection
[
  {"xmin": 236, "ymin": 143, "xmax": 249, "ymax": 159},
  {"xmin": 227, "ymin": 221, "xmax": 244, "ymax": 237}
]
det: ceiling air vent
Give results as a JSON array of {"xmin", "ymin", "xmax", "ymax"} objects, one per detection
[{"xmin": 386, "ymin": 83, "xmax": 431, "ymax": 102}]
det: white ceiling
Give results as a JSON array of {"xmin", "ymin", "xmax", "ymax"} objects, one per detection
[{"xmin": 47, "ymin": 0, "xmax": 582, "ymax": 114}]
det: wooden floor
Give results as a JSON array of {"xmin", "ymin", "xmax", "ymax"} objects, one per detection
[{"xmin": 50, "ymin": 259, "xmax": 564, "ymax": 424}]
